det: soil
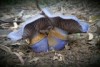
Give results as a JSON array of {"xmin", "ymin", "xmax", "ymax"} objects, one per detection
[{"xmin": 0, "ymin": 0, "xmax": 100, "ymax": 67}]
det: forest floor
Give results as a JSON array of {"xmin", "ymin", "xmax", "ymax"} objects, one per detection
[{"xmin": 0, "ymin": 0, "xmax": 100, "ymax": 67}]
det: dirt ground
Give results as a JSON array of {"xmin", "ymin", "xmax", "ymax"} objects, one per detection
[{"xmin": 0, "ymin": 0, "xmax": 100, "ymax": 67}]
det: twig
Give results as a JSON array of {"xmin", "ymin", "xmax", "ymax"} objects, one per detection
[
  {"xmin": 0, "ymin": 45, "xmax": 12, "ymax": 54},
  {"xmin": 13, "ymin": 52, "xmax": 24, "ymax": 65}
]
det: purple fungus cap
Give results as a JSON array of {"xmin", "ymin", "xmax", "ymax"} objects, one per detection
[
  {"xmin": 49, "ymin": 37, "xmax": 68, "ymax": 50},
  {"xmin": 48, "ymin": 27, "xmax": 68, "ymax": 50},
  {"xmin": 78, "ymin": 20, "xmax": 90, "ymax": 32},
  {"xmin": 31, "ymin": 37, "xmax": 49, "ymax": 53},
  {"xmin": 7, "ymin": 14, "xmax": 45, "ymax": 41},
  {"xmin": 42, "ymin": 7, "xmax": 89, "ymax": 33}
]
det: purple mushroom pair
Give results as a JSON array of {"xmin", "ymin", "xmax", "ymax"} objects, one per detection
[{"xmin": 8, "ymin": 8, "xmax": 89, "ymax": 52}]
